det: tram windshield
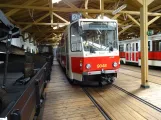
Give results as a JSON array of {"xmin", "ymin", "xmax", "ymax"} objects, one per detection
[
  {"xmin": 70, "ymin": 21, "xmax": 118, "ymax": 52},
  {"xmin": 80, "ymin": 21, "xmax": 118, "ymax": 52}
]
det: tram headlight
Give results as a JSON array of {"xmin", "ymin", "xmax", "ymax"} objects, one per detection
[
  {"xmin": 113, "ymin": 62, "xmax": 118, "ymax": 67},
  {"xmin": 80, "ymin": 63, "xmax": 82, "ymax": 67},
  {"xmin": 86, "ymin": 64, "xmax": 91, "ymax": 69}
]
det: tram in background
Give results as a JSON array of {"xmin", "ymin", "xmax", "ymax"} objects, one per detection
[
  {"xmin": 57, "ymin": 19, "xmax": 120, "ymax": 84},
  {"xmin": 119, "ymin": 34, "xmax": 161, "ymax": 66}
]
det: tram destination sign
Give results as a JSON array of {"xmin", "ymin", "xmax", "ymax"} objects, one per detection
[
  {"xmin": 89, "ymin": 23, "xmax": 108, "ymax": 29},
  {"xmin": 81, "ymin": 22, "xmax": 115, "ymax": 30}
]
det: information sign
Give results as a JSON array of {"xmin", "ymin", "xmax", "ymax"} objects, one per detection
[{"xmin": 70, "ymin": 13, "xmax": 82, "ymax": 23}]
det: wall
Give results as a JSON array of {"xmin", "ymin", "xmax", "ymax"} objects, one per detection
[{"xmin": 11, "ymin": 32, "xmax": 38, "ymax": 54}]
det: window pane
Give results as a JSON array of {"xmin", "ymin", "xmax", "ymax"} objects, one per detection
[
  {"xmin": 70, "ymin": 22, "xmax": 82, "ymax": 52},
  {"xmin": 136, "ymin": 43, "xmax": 138, "ymax": 51}
]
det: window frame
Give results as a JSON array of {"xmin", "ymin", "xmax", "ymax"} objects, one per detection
[{"xmin": 70, "ymin": 22, "xmax": 82, "ymax": 52}]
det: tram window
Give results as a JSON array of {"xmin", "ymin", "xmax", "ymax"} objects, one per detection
[
  {"xmin": 136, "ymin": 43, "xmax": 138, "ymax": 51},
  {"xmin": 119, "ymin": 45, "xmax": 124, "ymax": 52},
  {"xmin": 65, "ymin": 35, "xmax": 68, "ymax": 49},
  {"xmin": 126, "ymin": 44, "xmax": 128, "ymax": 51},
  {"xmin": 70, "ymin": 22, "xmax": 82, "ymax": 52},
  {"xmin": 132, "ymin": 43, "xmax": 134, "ymax": 51},
  {"xmin": 148, "ymin": 41, "xmax": 150, "ymax": 51},
  {"xmin": 126, "ymin": 44, "xmax": 130, "ymax": 51},
  {"xmin": 152, "ymin": 40, "xmax": 160, "ymax": 51},
  {"xmin": 159, "ymin": 42, "xmax": 161, "ymax": 51},
  {"xmin": 152, "ymin": 41, "xmax": 156, "ymax": 51}
]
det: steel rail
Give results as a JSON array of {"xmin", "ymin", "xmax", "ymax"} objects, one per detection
[
  {"xmin": 82, "ymin": 87, "xmax": 111, "ymax": 120},
  {"xmin": 112, "ymin": 84, "xmax": 161, "ymax": 113},
  {"xmin": 121, "ymin": 67, "xmax": 161, "ymax": 77},
  {"xmin": 119, "ymin": 71, "xmax": 161, "ymax": 85}
]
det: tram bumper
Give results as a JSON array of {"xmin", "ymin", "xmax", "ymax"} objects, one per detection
[
  {"xmin": 83, "ymin": 69, "xmax": 119, "ymax": 76},
  {"xmin": 82, "ymin": 69, "xmax": 118, "ymax": 84}
]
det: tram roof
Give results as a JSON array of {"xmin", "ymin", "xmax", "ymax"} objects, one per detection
[{"xmin": 1, "ymin": 0, "xmax": 161, "ymax": 46}]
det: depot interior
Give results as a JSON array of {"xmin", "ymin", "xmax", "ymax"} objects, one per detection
[{"xmin": 1, "ymin": 0, "xmax": 161, "ymax": 119}]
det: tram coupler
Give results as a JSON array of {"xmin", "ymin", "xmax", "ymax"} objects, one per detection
[{"xmin": 101, "ymin": 73, "xmax": 114, "ymax": 84}]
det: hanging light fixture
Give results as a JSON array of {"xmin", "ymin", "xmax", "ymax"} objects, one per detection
[
  {"xmin": 52, "ymin": 0, "xmax": 61, "ymax": 4},
  {"xmin": 112, "ymin": 4, "xmax": 127, "ymax": 15}
]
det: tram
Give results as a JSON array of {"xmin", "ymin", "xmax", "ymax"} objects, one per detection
[
  {"xmin": 57, "ymin": 19, "xmax": 120, "ymax": 84},
  {"xmin": 119, "ymin": 34, "xmax": 161, "ymax": 66}
]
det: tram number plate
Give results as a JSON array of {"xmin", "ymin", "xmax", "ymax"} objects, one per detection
[{"xmin": 97, "ymin": 64, "xmax": 107, "ymax": 68}]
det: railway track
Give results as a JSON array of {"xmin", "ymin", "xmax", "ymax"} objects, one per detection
[
  {"xmin": 112, "ymin": 84, "xmax": 161, "ymax": 113},
  {"xmin": 82, "ymin": 87, "xmax": 112, "ymax": 120},
  {"xmin": 119, "ymin": 68, "xmax": 161, "ymax": 85},
  {"xmin": 82, "ymin": 83, "xmax": 161, "ymax": 120},
  {"xmin": 121, "ymin": 66, "xmax": 161, "ymax": 78}
]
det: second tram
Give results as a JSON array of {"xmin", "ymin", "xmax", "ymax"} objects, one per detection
[
  {"xmin": 57, "ymin": 19, "xmax": 120, "ymax": 84},
  {"xmin": 119, "ymin": 34, "xmax": 161, "ymax": 66}
]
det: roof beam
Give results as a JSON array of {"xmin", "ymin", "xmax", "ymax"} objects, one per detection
[
  {"xmin": 130, "ymin": 0, "xmax": 143, "ymax": 6},
  {"xmin": 43, "ymin": 38, "xmax": 61, "ymax": 41},
  {"xmin": 53, "ymin": 12, "xmax": 69, "ymax": 23},
  {"xmin": 119, "ymin": 25, "xmax": 132, "ymax": 36},
  {"xmin": 130, "ymin": 0, "xmax": 154, "ymax": 6},
  {"xmin": 127, "ymin": 14, "xmax": 140, "ymax": 26},
  {"xmin": 111, "ymin": 14, "xmax": 121, "ymax": 20},
  {"xmin": 17, "ymin": 22, "xmax": 69, "ymax": 26},
  {"xmin": 1, "ymin": 4, "xmax": 161, "ymax": 16},
  {"xmin": 148, "ymin": 16, "xmax": 161, "ymax": 26},
  {"xmin": 5, "ymin": 0, "xmax": 37, "ymax": 17},
  {"xmin": 22, "ymin": 13, "xmax": 50, "ymax": 31},
  {"xmin": 149, "ymin": 5, "xmax": 161, "ymax": 12},
  {"xmin": 8, "ymin": 17, "xmax": 22, "ymax": 29},
  {"xmin": 62, "ymin": 0, "xmax": 93, "ymax": 19},
  {"xmin": 147, "ymin": 0, "xmax": 155, "ymax": 6},
  {"xmin": 121, "ymin": 2, "xmax": 160, "ymax": 25}
]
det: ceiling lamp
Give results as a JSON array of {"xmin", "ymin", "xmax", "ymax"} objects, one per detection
[
  {"xmin": 121, "ymin": 24, "xmax": 132, "ymax": 30},
  {"xmin": 53, "ymin": 24, "xmax": 65, "ymax": 30},
  {"xmin": 112, "ymin": 4, "xmax": 127, "ymax": 15},
  {"xmin": 97, "ymin": 15, "xmax": 111, "ymax": 20},
  {"xmin": 52, "ymin": 0, "xmax": 61, "ymax": 4}
]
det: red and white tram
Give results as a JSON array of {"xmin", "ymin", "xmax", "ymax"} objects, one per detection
[
  {"xmin": 119, "ymin": 34, "xmax": 161, "ymax": 66},
  {"xmin": 57, "ymin": 19, "xmax": 120, "ymax": 84}
]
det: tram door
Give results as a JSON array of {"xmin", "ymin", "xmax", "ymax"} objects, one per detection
[
  {"xmin": 131, "ymin": 42, "xmax": 139, "ymax": 62},
  {"xmin": 125, "ymin": 43, "xmax": 139, "ymax": 62},
  {"xmin": 125, "ymin": 43, "xmax": 131, "ymax": 61}
]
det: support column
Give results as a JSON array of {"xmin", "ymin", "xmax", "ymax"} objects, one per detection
[
  {"xmin": 100, "ymin": 0, "xmax": 104, "ymax": 19},
  {"xmin": 140, "ymin": 0, "xmax": 149, "ymax": 88},
  {"xmin": 50, "ymin": 0, "xmax": 53, "ymax": 27}
]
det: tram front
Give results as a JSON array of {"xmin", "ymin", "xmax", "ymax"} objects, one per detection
[{"xmin": 70, "ymin": 19, "xmax": 120, "ymax": 84}]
